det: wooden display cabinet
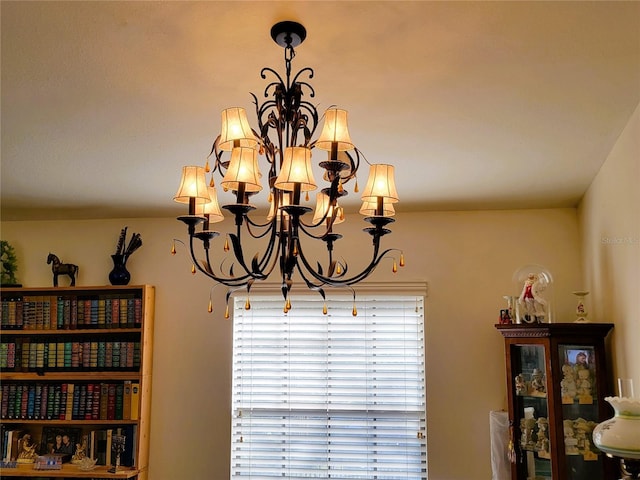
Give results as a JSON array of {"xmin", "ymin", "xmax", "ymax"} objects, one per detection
[
  {"xmin": 496, "ymin": 323, "xmax": 616, "ymax": 480},
  {"xmin": 0, "ymin": 285, "xmax": 154, "ymax": 480}
]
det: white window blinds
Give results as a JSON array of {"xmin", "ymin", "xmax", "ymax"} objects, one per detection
[{"xmin": 231, "ymin": 294, "xmax": 427, "ymax": 479}]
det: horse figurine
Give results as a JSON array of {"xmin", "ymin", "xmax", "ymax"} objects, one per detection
[{"xmin": 47, "ymin": 253, "xmax": 79, "ymax": 287}]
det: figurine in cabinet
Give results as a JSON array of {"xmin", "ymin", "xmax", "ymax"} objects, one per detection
[
  {"xmin": 536, "ymin": 417, "xmax": 551, "ymax": 459},
  {"xmin": 531, "ymin": 368, "xmax": 546, "ymax": 396},
  {"xmin": 561, "ymin": 364, "xmax": 578, "ymax": 402},
  {"xmin": 577, "ymin": 368, "xmax": 593, "ymax": 403},
  {"xmin": 520, "ymin": 417, "xmax": 537, "ymax": 450},
  {"xmin": 563, "ymin": 419, "xmax": 579, "ymax": 455},
  {"xmin": 515, "ymin": 373, "xmax": 527, "ymax": 395}
]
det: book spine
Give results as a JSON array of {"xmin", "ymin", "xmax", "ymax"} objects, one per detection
[
  {"xmin": 92, "ymin": 383, "xmax": 100, "ymax": 420},
  {"xmin": 90, "ymin": 341, "xmax": 99, "ymax": 369},
  {"xmin": 82, "ymin": 341, "xmax": 91, "ymax": 370},
  {"xmin": 46, "ymin": 383, "xmax": 55, "ymax": 419},
  {"xmin": 97, "ymin": 298, "xmax": 106, "ymax": 329},
  {"xmin": 72, "ymin": 383, "xmax": 80, "ymax": 420},
  {"xmin": 122, "ymin": 380, "xmax": 132, "ymax": 420},
  {"xmin": 1, "ymin": 382, "xmax": 8, "ymax": 419},
  {"xmin": 65, "ymin": 383, "xmax": 74, "ymax": 420},
  {"xmin": 115, "ymin": 383, "xmax": 124, "ymax": 420},
  {"xmin": 63, "ymin": 296, "xmax": 71, "ymax": 329},
  {"xmin": 85, "ymin": 383, "xmax": 94, "ymax": 420},
  {"xmin": 40, "ymin": 383, "xmax": 49, "ymax": 420},
  {"xmin": 63, "ymin": 341, "xmax": 72, "ymax": 369},
  {"xmin": 97, "ymin": 341, "xmax": 106, "ymax": 369},
  {"xmin": 52, "ymin": 384, "xmax": 61, "ymax": 419},
  {"xmin": 34, "ymin": 383, "xmax": 42, "ymax": 419},
  {"xmin": 59, "ymin": 382, "xmax": 68, "ymax": 420},
  {"xmin": 99, "ymin": 383, "xmax": 109, "ymax": 420},
  {"xmin": 130, "ymin": 382, "xmax": 140, "ymax": 420},
  {"xmin": 71, "ymin": 341, "xmax": 81, "ymax": 370},
  {"xmin": 107, "ymin": 383, "xmax": 116, "ymax": 420},
  {"xmin": 26, "ymin": 384, "xmax": 35, "ymax": 419},
  {"xmin": 70, "ymin": 297, "xmax": 78, "ymax": 329}
]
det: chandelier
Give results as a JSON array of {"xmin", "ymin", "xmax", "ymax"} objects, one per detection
[{"xmin": 173, "ymin": 21, "xmax": 404, "ymax": 313}]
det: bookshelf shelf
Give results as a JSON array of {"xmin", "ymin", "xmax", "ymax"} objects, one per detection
[{"xmin": 1, "ymin": 285, "xmax": 155, "ymax": 480}]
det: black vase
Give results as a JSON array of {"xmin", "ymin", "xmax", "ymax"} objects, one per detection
[{"xmin": 109, "ymin": 255, "xmax": 131, "ymax": 285}]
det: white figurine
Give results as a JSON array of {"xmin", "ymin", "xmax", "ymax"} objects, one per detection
[
  {"xmin": 561, "ymin": 364, "xmax": 578, "ymax": 400},
  {"xmin": 531, "ymin": 368, "xmax": 546, "ymax": 395},
  {"xmin": 518, "ymin": 273, "xmax": 548, "ymax": 323}
]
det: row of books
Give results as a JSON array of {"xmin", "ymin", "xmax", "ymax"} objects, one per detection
[
  {"xmin": 0, "ymin": 339, "xmax": 141, "ymax": 372},
  {"xmin": 2, "ymin": 425, "xmax": 136, "ymax": 467},
  {"xmin": 0, "ymin": 382, "xmax": 140, "ymax": 421},
  {"xmin": 0, "ymin": 294, "xmax": 143, "ymax": 330}
]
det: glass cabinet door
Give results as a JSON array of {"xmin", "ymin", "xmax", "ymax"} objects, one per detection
[
  {"xmin": 558, "ymin": 344, "xmax": 603, "ymax": 480},
  {"xmin": 513, "ymin": 344, "xmax": 552, "ymax": 480}
]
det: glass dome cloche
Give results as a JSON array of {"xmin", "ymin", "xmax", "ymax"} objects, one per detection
[{"xmin": 512, "ymin": 264, "xmax": 554, "ymax": 324}]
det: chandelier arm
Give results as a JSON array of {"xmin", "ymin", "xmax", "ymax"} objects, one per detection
[
  {"xmin": 226, "ymin": 216, "xmax": 283, "ymax": 280},
  {"xmin": 292, "ymin": 231, "xmax": 383, "ymax": 287},
  {"xmin": 260, "ymin": 67, "xmax": 285, "ymax": 90},
  {"xmin": 245, "ymin": 215, "xmax": 277, "ymax": 233},
  {"xmin": 187, "ymin": 232, "xmax": 258, "ymax": 287},
  {"xmin": 297, "ymin": 219, "xmax": 334, "ymax": 239},
  {"xmin": 289, "ymin": 67, "xmax": 314, "ymax": 86}
]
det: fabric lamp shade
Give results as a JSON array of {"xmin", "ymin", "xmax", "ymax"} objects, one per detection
[
  {"xmin": 267, "ymin": 192, "xmax": 291, "ymax": 221},
  {"xmin": 359, "ymin": 198, "xmax": 396, "ymax": 217},
  {"xmin": 313, "ymin": 192, "xmax": 344, "ymax": 224},
  {"xmin": 274, "ymin": 147, "xmax": 317, "ymax": 192},
  {"xmin": 197, "ymin": 186, "xmax": 225, "ymax": 223},
  {"xmin": 221, "ymin": 147, "xmax": 263, "ymax": 193},
  {"xmin": 360, "ymin": 164, "xmax": 399, "ymax": 203},
  {"xmin": 218, "ymin": 107, "xmax": 258, "ymax": 151},
  {"xmin": 174, "ymin": 166, "xmax": 211, "ymax": 205},
  {"xmin": 315, "ymin": 108, "xmax": 354, "ymax": 152}
]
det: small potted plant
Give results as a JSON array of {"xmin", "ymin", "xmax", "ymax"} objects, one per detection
[{"xmin": 1, "ymin": 240, "xmax": 21, "ymax": 286}]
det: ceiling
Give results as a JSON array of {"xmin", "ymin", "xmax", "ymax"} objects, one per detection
[{"xmin": 1, "ymin": 1, "xmax": 639, "ymax": 221}]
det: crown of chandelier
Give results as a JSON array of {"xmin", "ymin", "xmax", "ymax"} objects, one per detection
[{"xmin": 173, "ymin": 21, "xmax": 404, "ymax": 313}]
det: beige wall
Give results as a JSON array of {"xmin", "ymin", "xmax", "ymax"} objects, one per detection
[
  {"xmin": 2, "ymin": 207, "xmax": 582, "ymax": 479},
  {"xmin": 578, "ymin": 103, "xmax": 640, "ymax": 391}
]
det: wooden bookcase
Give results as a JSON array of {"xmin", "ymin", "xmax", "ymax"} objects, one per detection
[{"xmin": 0, "ymin": 285, "xmax": 155, "ymax": 480}]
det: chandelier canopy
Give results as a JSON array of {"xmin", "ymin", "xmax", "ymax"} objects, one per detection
[{"xmin": 173, "ymin": 21, "xmax": 404, "ymax": 311}]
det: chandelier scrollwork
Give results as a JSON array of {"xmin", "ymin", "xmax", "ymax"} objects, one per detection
[{"xmin": 173, "ymin": 21, "xmax": 404, "ymax": 311}]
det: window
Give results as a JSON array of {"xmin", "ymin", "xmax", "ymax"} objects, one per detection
[{"xmin": 230, "ymin": 291, "xmax": 426, "ymax": 479}]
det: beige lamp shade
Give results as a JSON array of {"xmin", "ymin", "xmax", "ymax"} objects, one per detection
[
  {"xmin": 359, "ymin": 199, "xmax": 396, "ymax": 217},
  {"xmin": 218, "ymin": 107, "xmax": 258, "ymax": 151},
  {"xmin": 267, "ymin": 192, "xmax": 291, "ymax": 221},
  {"xmin": 274, "ymin": 146, "xmax": 317, "ymax": 192},
  {"xmin": 196, "ymin": 186, "xmax": 225, "ymax": 223},
  {"xmin": 360, "ymin": 164, "xmax": 399, "ymax": 203},
  {"xmin": 313, "ymin": 192, "xmax": 344, "ymax": 224},
  {"xmin": 221, "ymin": 147, "xmax": 263, "ymax": 192},
  {"xmin": 315, "ymin": 108, "xmax": 354, "ymax": 152},
  {"xmin": 174, "ymin": 166, "xmax": 211, "ymax": 205}
]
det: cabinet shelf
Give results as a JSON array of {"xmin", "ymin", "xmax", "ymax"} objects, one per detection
[{"xmin": 1, "ymin": 285, "xmax": 155, "ymax": 480}]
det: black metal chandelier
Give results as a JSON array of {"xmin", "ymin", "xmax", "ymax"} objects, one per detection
[{"xmin": 173, "ymin": 21, "xmax": 404, "ymax": 313}]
